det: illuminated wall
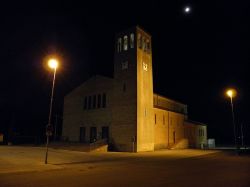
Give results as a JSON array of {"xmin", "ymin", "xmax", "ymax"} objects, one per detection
[{"xmin": 153, "ymin": 108, "xmax": 186, "ymax": 149}]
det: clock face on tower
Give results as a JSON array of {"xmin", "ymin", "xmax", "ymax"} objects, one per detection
[{"xmin": 143, "ymin": 62, "xmax": 148, "ymax": 71}]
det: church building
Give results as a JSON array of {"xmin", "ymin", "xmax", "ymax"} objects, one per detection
[{"xmin": 62, "ymin": 26, "xmax": 207, "ymax": 152}]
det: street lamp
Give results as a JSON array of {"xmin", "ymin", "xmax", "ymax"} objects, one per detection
[
  {"xmin": 45, "ymin": 58, "xmax": 58, "ymax": 164},
  {"xmin": 226, "ymin": 89, "xmax": 237, "ymax": 151}
]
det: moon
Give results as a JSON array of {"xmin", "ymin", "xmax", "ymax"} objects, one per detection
[{"xmin": 184, "ymin": 6, "xmax": 191, "ymax": 14}]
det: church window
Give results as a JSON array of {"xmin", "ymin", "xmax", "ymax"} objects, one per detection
[
  {"xmin": 155, "ymin": 114, "xmax": 157, "ymax": 124},
  {"xmin": 123, "ymin": 35, "xmax": 128, "ymax": 51},
  {"xmin": 88, "ymin": 96, "xmax": 92, "ymax": 109},
  {"xmin": 97, "ymin": 94, "xmax": 101, "ymax": 108},
  {"xmin": 130, "ymin": 33, "xmax": 134, "ymax": 48},
  {"xmin": 138, "ymin": 33, "xmax": 142, "ymax": 49},
  {"xmin": 102, "ymin": 93, "xmax": 106, "ymax": 108},
  {"xmin": 163, "ymin": 115, "xmax": 165, "ymax": 125},
  {"xmin": 93, "ymin": 95, "xmax": 96, "ymax": 109},
  {"xmin": 117, "ymin": 37, "xmax": 122, "ymax": 52},
  {"xmin": 84, "ymin": 96, "xmax": 87, "ymax": 110}
]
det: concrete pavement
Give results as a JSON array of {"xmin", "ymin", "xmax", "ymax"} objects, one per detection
[
  {"xmin": 0, "ymin": 146, "xmax": 249, "ymax": 187},
  {"xmin": 0, "ymin": 146, "xmax": 219, "ymax": 174}
]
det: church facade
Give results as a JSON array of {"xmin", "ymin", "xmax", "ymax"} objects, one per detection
[{"xmin": 62, "ymin": 26, "xmax": 207, "ymax": 152}]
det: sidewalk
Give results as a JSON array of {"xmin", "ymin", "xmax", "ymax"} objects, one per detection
[
  {"xmin": 0, "ymin": 146, "xmax": 66, "ymax": 174},
  {"xmin": 0, "ymin": 145, "xmax": 219, "ymax": 174}
]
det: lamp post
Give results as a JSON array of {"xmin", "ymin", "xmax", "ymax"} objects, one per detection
[
  {"xmin": 45, "ymin": 58, "xmax": 58, "ymax": 164},
  {"xmin": 226, "ymin": 89, "xmax": 237, "ymax": 151}
]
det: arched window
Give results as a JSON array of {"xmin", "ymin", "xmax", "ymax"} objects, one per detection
[
  {"xmin": 123, "ymin": 35, "xmax": 128, "ymax": 51},
  {"xmin": 117, "ymin": 38, "xmax": 122, "ymax": 52},
  {"xmin": 102, "ymin": 93, "xmax": 106, "ymax": 108},
  {"xmin": 97, "ymin": 94, "xmax": 101, "ymax": 108},
  {"xmin": 93, "ymin": 95, "xmax": 96, "ymax": 109},
  {"xmin": 88, "ymin": 96, "xmax": 92, "ymax": 109},
  {"xmin": 130, "ymin": 33, "xmax": 134, "ymax": 48},
  {"xmin": 83, "ymin": 96, "xmax": 87, "ymax": 110}
]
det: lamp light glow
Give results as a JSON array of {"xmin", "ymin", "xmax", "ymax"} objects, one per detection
[
  {"xmin": 48, "ymin": 59, "xmax": 58, "ymax": 69},
  {"xmin": 226, "ymin": 89, "xmax": 236, "ymax": 98}
]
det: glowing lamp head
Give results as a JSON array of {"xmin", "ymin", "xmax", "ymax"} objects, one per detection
[
  {"xmin": 226, "ymin": 89, "xmax": 236, "ymax": 98},
  {"xmin": 48, "ymin": 59, "xmax": 58, "ymax": 69}
]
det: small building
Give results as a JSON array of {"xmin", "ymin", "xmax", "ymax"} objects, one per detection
[
  {"xmin": 184, "ymin": 120, "xmax": 207, "ymax": 148},
  {"xmin": 62, "ymin": 26, "xmax": 207, "ymax": 152}
]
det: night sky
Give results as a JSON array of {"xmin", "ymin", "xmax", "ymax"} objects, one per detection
[{"xmin": 0, "ymin": 0, "xmax": 249, "ymax": 145}]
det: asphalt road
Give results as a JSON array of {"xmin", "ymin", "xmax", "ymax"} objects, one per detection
[{"xmin": 0, "ymin": 146, "xmax": 249, "ymax": 187}]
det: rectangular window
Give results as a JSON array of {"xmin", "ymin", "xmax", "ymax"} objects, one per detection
[
  {"xmin": 97, "ymin": 94, "xmax": 101, "ymax": 108},
  {"xmin": 88, "ymin": 96, "xmax": 92, "ymax": 109},
  {"xmin": 123, "ymin": 35, "xmax": 128, "ymax": 51},
  {"xmin": 102, "ymin": 93, "xmax": 106, "ymax": 108},
  {"xmin": 155, "ymin": 114, "xmax": 156, "ymax": 124},
  {"xmin": 93, "ymin": 95, "xmax": 96, "ymax": 109},
  {"xmin": 130, "ymin": 33, "xmax": 134, "ymax": 48},
  {"xmin": 163, "ymin": 115, "xmax": 165, "ymax": 125},
  {"xmin": 117, "ymin": 38, "xmax": 122, "ymax": 52},
  {"xmin": 84, "ymin": 96, "xmax": 87, "ymax": 110}
]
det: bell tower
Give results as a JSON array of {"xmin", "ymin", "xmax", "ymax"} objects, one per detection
[{"xmin": 112, "ymin": 26, "xmax": 154, "ymax": 152}]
